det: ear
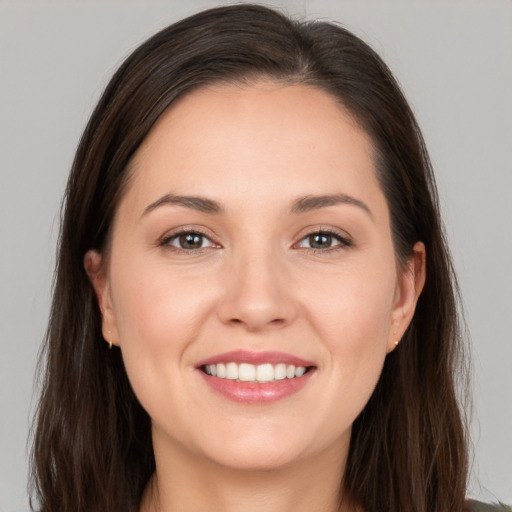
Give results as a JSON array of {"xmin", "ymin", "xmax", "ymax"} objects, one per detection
[
  {"xmin": 387, "ymin": 241, "xmax": 426, "ymax": 353},
  {"xmin": 84, "ymin": 250, "xmax": 119, "ymax": 347}
]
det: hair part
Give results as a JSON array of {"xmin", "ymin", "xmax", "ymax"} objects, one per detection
[{"xmin": 31, "ymin": 5, "xmax": 469, "ymax": 512}]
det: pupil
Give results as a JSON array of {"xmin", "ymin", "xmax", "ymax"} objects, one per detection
[
  {"xmin": 310, "ymin": 233, "xmax": 331, "ymax": 249},
  {"xmin": 180, "ymin": 233, "xmax": 202, "ymax": 249}
]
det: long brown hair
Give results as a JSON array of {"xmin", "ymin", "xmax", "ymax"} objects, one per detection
[{"xmin": 30, "ymin": 4, "xmax": 469, "ymax": 511}]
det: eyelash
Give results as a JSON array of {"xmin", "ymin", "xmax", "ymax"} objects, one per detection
[
  {"xmin": 159, "ymin": 228, "xmax": 352, "ymax": 253},
  {"xmin": 159, "ymin": 228, "xmax": 218, "ymax": 252},
  {"xmin": 296, "ymin": 229, "xmax": 352, "ymax": 253}
]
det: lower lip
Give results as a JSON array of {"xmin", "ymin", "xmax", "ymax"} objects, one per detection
[{"xmin": 198, "ymin": 370, "xmax": 315, "ymax": 404}]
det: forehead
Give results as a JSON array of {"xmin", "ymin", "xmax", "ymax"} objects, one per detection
[{"xmin": 123, "ymin": 82, "xmax": 384, "ymax": 215}]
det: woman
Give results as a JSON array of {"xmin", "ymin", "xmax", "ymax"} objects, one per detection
[{"xmin": 29, "ymin": 4, "xmax": 506, "ymax": 512}]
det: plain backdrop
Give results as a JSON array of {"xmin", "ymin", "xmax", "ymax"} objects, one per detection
[{"xmin": 0, "ymin": 1, "xmax": 510, "ymax": 510}]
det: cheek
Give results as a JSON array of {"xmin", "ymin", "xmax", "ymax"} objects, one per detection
[
  {"xmin": 110, "ymin": 259, "xmax": 215, "ymax": 354},
  {"xmin": 108, "ymin": 257, "xmax": 217, "ymax": 426},
  {"xmin": 297, "ymin": 267, "xmax": 395, "ymax": 441},
  {"xmin": 301, "ymin": 261, "xmax": 396, "ymax": 392},
  {"xmin": 305, "ymin": 262, "xmax": 396, "ymax": 342}
]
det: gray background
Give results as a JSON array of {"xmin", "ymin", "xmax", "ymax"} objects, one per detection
[{"xmin": 1, "ymin": 1, "xmax": 510, "ymax": 510}]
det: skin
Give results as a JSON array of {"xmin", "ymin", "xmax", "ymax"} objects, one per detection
[{"xmin": 85, "ymin": 82, "xmax": 425, "ymax": 512}]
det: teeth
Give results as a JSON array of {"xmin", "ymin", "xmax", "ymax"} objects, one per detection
[
  {"xmin": 203, "ymin": 362, "xmax": 309, "ymax": 382},
  {"xmin": 238, "ymin": 363, "xmax": 256, "ymax": 382},
  {"xmin": 295, "ymin": 366, "xmax": 306, "ymax": 377},
  {"xmin": 256, "ymin": 363, "xmax": 274, "ymax": 383},
  {"xmin": 274, "ymin": 363, "xmax": 287, "ymax": 380},
  {"xmin": 217, "ymin": 363, "xmax": 226, "ymax": 378},
  {"xmin": 226, "ymin": 362, "xmax": 238, "ymax": 380}
]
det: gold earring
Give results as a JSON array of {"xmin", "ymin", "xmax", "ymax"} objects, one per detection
[
  {"xmin": 394, "ymin": 340, "xmax": 400, "ymax": 347},
  {"xmin": 107, "ymin": 330, "xmax": 113, "ymax": 349}
]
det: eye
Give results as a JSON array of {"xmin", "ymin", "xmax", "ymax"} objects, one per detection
[
  {"xmin": 297, "ymin": 231, "xmax": 351, "ymax": 251},
  {"xmin": 162, "ymin": 230, "xmax": 217, "ymax": 250}
]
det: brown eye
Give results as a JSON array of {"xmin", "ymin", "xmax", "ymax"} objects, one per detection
[
  {"xmin": 308, "ymin": 233, "xmax": 333, "ymax": 249},
  {"xmin": 297, "ymin": 231, "xmax": 350, "ymax": 251},
  {"xmin": 164, "ymin": 231, "xmax": 215, "ymax": 250}
]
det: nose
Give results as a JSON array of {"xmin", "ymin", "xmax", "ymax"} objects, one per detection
[{"xmin": 216, "ymin": 248, "xmax": 298, "ymax": 332}]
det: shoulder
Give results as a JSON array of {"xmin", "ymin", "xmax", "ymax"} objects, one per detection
[{"xmin": 466, "ymin": 500, "xmax": 512, "ymax": 512}]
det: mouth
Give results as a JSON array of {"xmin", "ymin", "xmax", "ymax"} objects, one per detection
[
  {"xmin": 200, "ymin": 362, "xmax": 315, "ymax": 383},
  {"xmin": 195, "ymin": 350, "xmax": 317, "ymax": 403}
]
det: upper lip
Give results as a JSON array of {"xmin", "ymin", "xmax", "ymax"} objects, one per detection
[{"xmin": 195, "ymin": 350, "xmax": 315, "ymax": 368}]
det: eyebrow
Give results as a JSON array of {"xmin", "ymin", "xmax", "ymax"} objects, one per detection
[
  {"xmin": 142, "ymin": 192, "xmax": 372, "ymax": 219},
  {"xmin": 290, "ymin": 193, "xmax": 373, "ymax": 218},
  {"xmin": 142, "ymin": 194, "xmax": 224, "ymax": 216}
]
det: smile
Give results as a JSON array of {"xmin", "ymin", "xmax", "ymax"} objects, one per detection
[
  {"xmin": 196, "ymin": 350, "xmax": 316, "ymax": 403},
  {"xmin": 201, "ymin": 362, "xmax": 310, "ymax": 382}
]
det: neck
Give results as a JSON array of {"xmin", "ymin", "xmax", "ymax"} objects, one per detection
[{"xmin": 141, "ymin": 433, "xmax": 353, "ymax": 512}]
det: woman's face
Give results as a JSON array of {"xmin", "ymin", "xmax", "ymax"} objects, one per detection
[{"xmin": 87, "ymin": 82, "xmax": 423, "ymax": 472}]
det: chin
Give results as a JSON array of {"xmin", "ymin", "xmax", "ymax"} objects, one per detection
[
  {"xmin": 205, "ymin": 443, "xmax": 305, "ymax": 472},
  {"xmin": 193, "ymin": 420, "xmax": 342, "ymax": 473}
]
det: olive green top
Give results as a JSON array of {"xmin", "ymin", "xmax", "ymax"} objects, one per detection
[{"xmin": 468, "ymin": 500, "xmax": 512, "ymax": 512}]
